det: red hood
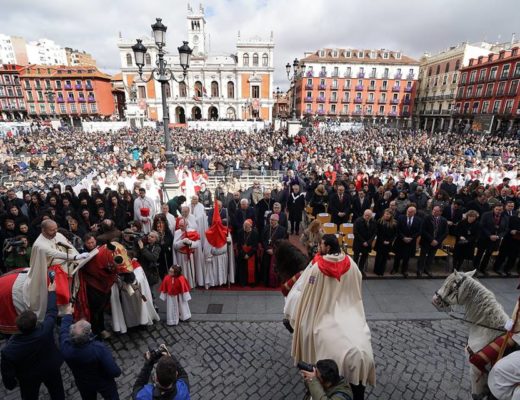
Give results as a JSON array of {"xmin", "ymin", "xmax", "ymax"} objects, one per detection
[{"xmin": 312, "ymin": 253, "xmax": 350, "ymax": 281}]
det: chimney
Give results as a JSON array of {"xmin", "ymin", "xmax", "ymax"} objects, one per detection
[{"xmin": 512, "ymin": 33, "xmax": 516, "ymax": 44}]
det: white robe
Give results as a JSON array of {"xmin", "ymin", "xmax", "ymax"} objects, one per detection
[
  {"xmin": 165, "ymin": 212, "xmax": 177, "ymax": 234},
  {"xmin": 159, "ymin": 292, "xmax": 192, "ymax": 325},
  {"xmin": 191, "ymin": 203, "xmax": 209, "ymax": 248},
  {"xmin": 23, "ymin": 233, "xmax": 79, "ymax": 320},
  {"xmin": 173, "ymin": 229, "xmax": 203, "ymax": 288},
  {"xmin": 110, "ymin": 266, "xmax": 160, "ymax": 333},
  {"xmin": 204, "ymin": 233, "xmax": 235, "ymax": 287},
  {"xmin": 134, "ymin": 196, "xmax": 156, "ymax": 234}
]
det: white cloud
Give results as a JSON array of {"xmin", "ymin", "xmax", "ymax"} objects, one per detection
[{"xmin": 1, "ymin": 0, "xmax": 517, "ymax": 89}]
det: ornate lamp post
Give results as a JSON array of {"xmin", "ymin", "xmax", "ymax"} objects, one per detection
[
  {"xmin": 132, "ymin": 18, "xmax": 192, "ymax": 199},
  {"xmin": 286, "ymin": 58, "xmax": 305, "ymax": 121}
]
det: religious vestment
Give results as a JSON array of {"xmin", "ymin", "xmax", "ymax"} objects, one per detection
[
  {"xmin": 172, "ymin": 229, "xmax": 202, "ymax": 288},
  {"xmin": 159, "ymin": 274, "xmax": 191, "ymax": 325},
  {"xmin": 133, "ymin": 196, "xmax": 155, "ymax": 234}
]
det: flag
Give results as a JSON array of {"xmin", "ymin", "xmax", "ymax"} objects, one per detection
[
  {"xmin": 205, "ymin": 201, "xmax": 228, "ymax": 248},
  {"xmin": 202, "ymin": 86, "xmax": 208, "ymax": 97}
]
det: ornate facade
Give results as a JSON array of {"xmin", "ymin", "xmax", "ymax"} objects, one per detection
[{"xmin": 117, "ymin": 4, "xmax": 274, "ymax": 126}]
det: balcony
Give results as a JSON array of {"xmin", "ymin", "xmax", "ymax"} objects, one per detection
[
  {"xmin": 407, "ymin": 73, "xmax": 415, "ymax": 79},
  {"xmin": 306, "ymin": 71, "xmax": 314, "ymax": 78},
  {"xmin": 318, "ymin": 84, "xmax": 326, "ymax": 90},
  {"xmin": 357, "ymin": 72, "xmax": 365, "ymax": 78},
  {"xmin": 391, "ymin": 99, "xmax": 399, "ymax": 104},
  {"xmin": 381, "ymin": 86, "xmax": 388, "ymax": 91},
  {"xmin": 404, "ymin": 86, "xmax": 412, "ymax": 93},
  {"xmin": 388, "ymin": 111, "xmax": 397, "ymax": 116},
  {"xmin": 394, "ymin": 73, "xmax": 402, "ymax": 79},
  {"xmin": 341, "ymin": 98, "xmax": 350, "ymax": 103},
  {"xmin": 64, "ymin": 84, "xmax": 72, "ymax": 90},
  {"xmin": 57, "ymin": 98, "xmax": 65, "ymax": 103},
  {"xmin": 74, "ymin": 83, "xmax": 82, "ymax": 90},
  {"xmin": 392, "ymin": 86, "xmax": 401, "ymax": 92},
  {"xmin": 304, "ymin": 96, "xmax": 313, "ymax": 102},
  {"xmin": 330, "ymin": 85, "xmax": 338, "ymax": 91},
  {"xmin": 319, "ymin": 71, "xmax": 327, "ymax": 78},
  {"xmin": 353, "ymin": 98, "xmax": 362, "ymax": 104},
  {"xmin": 496, "ymin": 90, "xmax": 505, "ymax": 97},
  {"xmin": 305, "ymin": 84, "xmax": 313, "ymax": 90},
  {"xmin": 382, "ymin": 73, "xmax": 389, "ymax": 79},
  {"xmin": 343, "ymin": 72, "xmax": 351, "ymax": 78},
  {"xmin": 329, "ymin": 110, "xmax": 337, "ymax": 115},
  {"xmin": 353, "ymin": 110, "xmax": 362, "ymax": 115},
  {"xmin": 316, "ymin": 96, "xmax": 326, "ymax": 103},
  {"xmin": 499, "ymin": 74, "xmax": 509, "ymax": 81},
  {"xmin": 85, "ymin": 84, "xmax": 93, "ymax": 90},
  {"xmin": 355, "ymin": 85, "xmax": 363, "ymax": 91},
  {"xmin": 377, "ymin": 111, "xmax": 385, "ymax": 116},
  {"xmin": 378, "ymin": 98, "xmax": 387, "ymax": 104},
  {"xmin": 366, "ymin": 99, "xmax": 375, "ymax": 104},
  {"xmin": 367, "ymin": 86, "xmax": 376, "ymax": 91},
  {"xmin": 488, "ymin": 75, "xmax": 497, "ymax": 81},
  {"xmin": 78, "ymin": 98, "xmax": 86, "ymax": 103},
  {"xmin": 317, "ymin": 109, "xmax": 325, "ymax": 115},
  {"xmin": 88, "ymin": 97, "xmax": 96, "ymax": 103},
  {"xmin": 67, "ymin": 98, "xmax": 75, "ymax": 103},
  {"xmin": 404, "ymin": 98, "xmax": 411, "ymax": 105},
  {"xmin": 329, "ymin": 97, "xmax": 338, "ymax": 103},
  {"xmin": 343, "ymin": 85, "xmax": 351, "ymax": 90},
  {"xmin": 402, "ymin": 111, "xmax": 410, "ymax": 117},
  {"xmin": 340, "ymin": 111, "xmax": 349, "ymax": 116}
]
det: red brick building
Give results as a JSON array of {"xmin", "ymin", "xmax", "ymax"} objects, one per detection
[
  {"xmin": 0, "ymin": 64, "xmax": 27, "ymax": 121},
  {"xmin": 455, "ymin": 46, "xmax": 520, "ymax": 133},
  {"xmin": 296, "ymin": 48, "xmax": 420, "ymax": 126},
  {"xmin": 20, "ymin": 65, "xmax": 115, "ymax": 125}
]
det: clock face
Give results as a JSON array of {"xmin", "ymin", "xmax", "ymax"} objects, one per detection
[{"xmin": 193, "ymin": 35, "xmax": 199, "ymax": 44}]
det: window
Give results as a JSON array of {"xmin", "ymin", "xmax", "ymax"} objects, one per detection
[
  {"xmin": 138, "ymin": 86, "xmax": 146, "ymax": 99},
  {"xmin": 345, "ymin": 51, "xmax": 351, "ymax": 58},
  {"xmin": 333, "ymin": 67, "xmax": 339, "ymax": 77},
  {"xmin": 78, "ymin": 92, "xmax": 85, "ymax": 101},
  {"xmin": 194, "ymin": 81, "xmax": 202, "ymax": 97},
  {"xmin": 383, "ymin": 52, "xmax": 388, "ymax": 59},
  {"xmin": 382, "ymin": 81, "xmax": 388, "ymax": 90},
  {"xmin": 227, "ymin": 81, "xmax": 234, "ymax": 98},
  {"xmin": 442, "ymin": 75, "xmax": 447, "ymax": 85},
  {"xmin": 466, "ymin": 87, "xmax": 473, "ymax": 97},
  {"xmin": 436, "ymin": 65, "xmax": 441, "ymax": 75},
  {"xmin": 262, "ymin": 53, "xmax": 268, "ymax": 66},
  {"xmin": 514, "ymin": 62, "xmax": 520, "ymax": 77},
  {"xmin": 90, "ymin": 103, "xmax": 97, "ymax": 113},
  {"xmin": 333, "ymin": 50, "xmax": 338, "ymax": 58},
  {"xmin": 358, "ymin": 51, "xmax": 363, "ymax": 58},
  {"xmin": 70, "ymin": 103, "xmax": 77, "ymax": 113},
  {"xmin": 49, "ymin": 104, "xmax": 55, "ymax": 114},
  {"xmin": 445, "ymin": 62, "xmax": 450, "ymax": 73},
  {"xmin": 80, "ymin": 103, "xmax": 87, "ymax": 113},
  {"xmin": 319, "ymin": 50, "xmax": 325, "ymax": 57},
  {"xmin": 469, "ymin": 70, "xmax": 477, "ymax": 83},
  {"xmin": 145, "ymin": 54, "xmax": 151, "ymax": 66},
  {"xmin": 331, "ymin": 104, "xmax": 336, "ymax": 113},
  {"xmin": 497, "ymin": 82, "xmax": 506, "ymax": 95},
  {"xmin": 59, "ymin": 103, "xmax": 66, "ymax": 113},
  {"xmin": 45, "ymin": 79, "xmax": 51, "ymax": 89},
  {"xmin": 481, "ymin": 101, "xmax": 489, "ymax": 113},
  {"xmin": 452, "ymin": 73, "xmax": 458, "ymax": 84},
  {"xmin": 501, "ymin": 64, "xmax": 510, "ymax": 79},
  {"xmin": 252, "ymin": 85, "xmax": 260, "ymax": 98},
  {"xmin": 492, "ymin": 100, "xmax": 501, "ymax": 113},
  {"xmin": 56, "ymin": 81, "xmax": 62, "ymax": 89},
  {"xmin": 478, "ymin": 69, "xmax": 486, "ymax": 81},
  {"xmin": 505, "ymin": 99, "xmax": 514, "ymax": 113},
  {"xmin": 383, "ymin": 68, "xmax": 389, "ymax": 78},
  {"xmin": 35, "ymin": 79, "xmax": 41, "ymax": 89},
  {"xmin": 165, "ymin": 83, "xmax": 171, "ymax": 98},
  {"xmin": 472, "ymin": 102, "xmax": 479, "ymax": 113},
  {"xmin": 345, "ymin": 67, "xmax": 351, "ymax": 77},
  {"xmin": 490, "ymin": 67, "xmax": 497, "ymax": 80},
  {"xmin": 455, "ymin": 60, "xmax": 461, "ymax": 70},
  {"xmin": 371, "ymin": 68, "xmax": 376, "ymax": 78},
  {"xmin": 485, "ymin": 83, "xmax": 494, "ymax": 96},
  {"xmin": 29, "ymin": 104, "xmax": 36, "ymax": 114},
  {"xmin": 332, "ymin": 79, "xmax": 338, "ymax": 89},
  {"xmin": 461, "ymin": 72, "xmax": 467, "ymax": 84},
  {"xmin": 243, "ymin": 54, "xmax": 249, "ymax": 66},
  {"xmin": 510, "ymin": 80, "xmax": 518, "ymax": 95},
  {"xmin": 306, "ymin": 103, "xmax": 311, "ymax": 112},
  {"xmin": 344, "ymin": 80, "xmax": 351, "ymax": 89},
  {"xmin": 37, "ymin": 91, "xmax": 44, "ymax": 101},
  {"xmin": 476, "ymin": 85, "xmax": 483, "ymax": 96},
  {"xmin": 395, "ymin": 52, "xmax": 401, "ymax": 59},
  {"xmin": 211, "ymin": 81, "xmax": 219, "ymax": 97},
  {"xmin": 27, "ymin": 92, "xmax": 33, "ymax": 101},
  {"xmin": 24, "ymin": 80, "xmax": 31, "ymax": 89},
  {"xmin": 39, "ymin": 104, "xmax": 46, "ymax": 113},
  {"xmin": 179, "ymin": 82, "xmax": 187, "ymax": 97},
  {"xmin": 252, "ymin": 53, "xmax": 259, "ymax": 66},
  {"xmin": 126, "ymin": 53, "xmax": 133, "ymax": 67}
]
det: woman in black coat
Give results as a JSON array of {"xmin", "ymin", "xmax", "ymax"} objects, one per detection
[
  {"xmin": 107, "ymin": 193, "xmax": 128, "ymax": 231},
  {"xmin": 373, "ymin": 209, "xmax": 397, "ymax": 276},
  {"xmin": 453, "ymin": 210, "xmax": 480, "ymax": 270},
  {"xmin": 309, "ymin": 184, "xmax": 328, "ymax": 216},
  {"xmin": 152, "ymin": 215, "xmax": 173, "ymax": 279}
]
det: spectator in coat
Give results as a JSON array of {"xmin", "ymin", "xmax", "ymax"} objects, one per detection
[
  {"xmin": 417, "ymin": 206, "xmax": 448, "ymax": 277},
  {"xmin": 452, "ymin": 210, "xmax": 480, "ymax": 271},
  {"xmin": 493, "ymin": 209, "xmax": 520, "ymax": 275},
  {"xmin": 59, "ymin": 304, "xmax": 121, "ymax": 400},
  {"xmin": 442, "ymin": 199, "xmax": 465, "ymax": 235},
  {"xmin": 286, "ymin": 185, "xmax": 306, "ymax": 235},
  {"xmin": 328, "ymin": 185, "xmax": 351, "ymax": 226},
  {"xmin": 255, "ymin": 190, "xmax": 274, "ymax": 237},
  {"xmin": 1, "ymin": 281, "xmax": 65, "ymax": 400},
  {"xmin": 373, "ymin": 209, "xmax": 397, "ymax": 276},
  {"xmin": 352, "ymin": 209, "xmax": 377, "ymax": 277},
  {"xmin": 309, "ymin": 184, "xmax": 328, "ymax": 217},
  {"xmin": 391, "ymin": 206, "xmax": 422, "ymax": 278},
  {"xmin": 475, "ymin": 204, "xmax": 509, "ymax": 275},
  {"xmin": 351, "ymin": 190, "xmax": 372, "ymax": 221},
  {"xmin": 197, "ymin": 183, "xmax": 213, "ymax": 209}
]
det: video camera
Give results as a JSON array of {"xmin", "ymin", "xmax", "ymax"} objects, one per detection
[
  {"xmin": 147, "ymin": 343, "xmax": 170, "ymax": 363},
  {"xmin": 123, "ymin": 231, "xmax": 148, "ymax": 246},
  {"xmin": 3, "ymin": 238, "xmax": 26, "ymax": 255},
  {"xmin": 297, "ymin": 361, "xmax": 315, "ymax": 373}
]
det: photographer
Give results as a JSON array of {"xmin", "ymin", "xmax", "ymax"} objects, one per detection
[
  {"xmin": 300, "ymin": 359, "xmax": 353, "ymax": 400},
  {"xmin": 132, "ymin": 347, "xmax": 190, "ymax": 400},
  {"xmin": 137, "ymin": 231, "xmax": 161, "ymax": 287},
  {"xmin": 4, "ymin": 235, "xmax": 32, "ymax": 270}
]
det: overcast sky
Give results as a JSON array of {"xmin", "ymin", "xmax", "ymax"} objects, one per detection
[{"xmin": 1, "ymin": 0, "xmax": 518, "ymax": 88}]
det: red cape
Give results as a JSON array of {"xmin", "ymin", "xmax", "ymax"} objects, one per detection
[
  {"xmin": 160, "ymin": 274, "xmax": 191, "ymax": 296},
  {"xmin": 205, "ymin": 201, "xmax": 228, "ymax": 248},
  {"xmin": 312, "ymin": 253, "xmax": 350, "ymax": 281}
]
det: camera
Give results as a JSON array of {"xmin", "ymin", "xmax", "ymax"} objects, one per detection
[
  {"xmin": 3, "ymin": 238, "xmax": 25, "ymax": 254},
  {"xmin": 297, "ymin": 361, "xmax": 315, "ymax": 372},
  {"xmin": 148, "ymin": 343, "xmax": 170, "ymax": 363}
]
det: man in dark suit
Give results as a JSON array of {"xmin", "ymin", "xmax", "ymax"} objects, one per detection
[
  {"xmin": 328, "ymin": 185, "xmax": 351, "ymax": 225},
  {"xmin": 442, "ymin": 199, "xmax": 464, "ymax": 235},
  {"xmin": 232, "ymin": 198, "xmax": 256, "ymax": 238},
  {"xmin": 493, "ymin": 208, "xmax": 520, "ymax": 275},
  {"xmin": 467, "ymin": 193, "xmax": 491, "ymax": 218},
  {"xmin": 392, "ymin": 206, "xmax": 422, "ymax": 277},
  {"xmin": 352, "ymin": 191, "xmax": 371, "ymax": 221},
  {"xmin": 1, "ymin": 282, "xmax": 65, "ymax": 400},
  {"xmin": 417, "ymin": 206, "xmax": 449, "ymax": 277},
  {"xmin": 261, "ymin": 213, "xmax": 288, "ymax": 287},
  {"xmin": 255, "ymin": 190, "xmax": 274, "ymax": 236},
  {"xmin": 474, "ymin": 204, "xmax": 509, "ymax": 275},
  {"xmin": 353, "ymin": 209, "xmax": 377, "ymax": 277}
]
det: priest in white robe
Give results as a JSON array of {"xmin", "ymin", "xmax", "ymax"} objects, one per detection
[
  {"xmin": 190, "ymin": 196, "xmax": 209, "ymax": 249},
  {"xmin": 133, "ymin": 188, "xmax": 156, "ymax": 234},
  {"xmin": 173, "ymin": 219, "xmax": 203, "ymax": 288},
  {"xmin": 161, "ymin": 203, "xmax": 177, "ymax": 234},
  {"xmin": 23, "ymin": 220, "xmax": 87, "ymax": 320}
]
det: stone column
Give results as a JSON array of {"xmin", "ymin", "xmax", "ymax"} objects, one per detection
[
  {"xmin": 448, "ymin": 117, "xmax": 454, "ymax": 132},
  {"xmin": 423, "ymin": 118, "xmax": 428, "ymax": 130},
  {"xmin": 430, "ymin": 118, "xmax": 436, "ymax": 133},
  {"xmin": 440, "ymin": 118, "xmax": 444, "ymax": 131}
]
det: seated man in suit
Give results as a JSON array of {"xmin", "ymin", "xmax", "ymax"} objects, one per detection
[{"xmin": 417, "ymin": 206, "xmax": 448, "ymax": 277}]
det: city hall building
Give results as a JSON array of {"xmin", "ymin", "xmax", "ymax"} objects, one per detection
[{"xmin": 117, "ymin": 4, "xmax": 274, "ymax": 126}]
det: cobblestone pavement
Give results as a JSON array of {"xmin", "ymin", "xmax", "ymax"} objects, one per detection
[{"xmin": 0, "ymin": 318, "xmax": 474, "ymax": 400}]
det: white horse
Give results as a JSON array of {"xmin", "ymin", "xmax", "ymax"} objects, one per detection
[{"xmin": 433, "ymin": 270, "xmax": 508, "ymax": 400}]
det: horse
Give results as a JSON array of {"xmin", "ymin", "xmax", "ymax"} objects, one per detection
[
  {"xmin": 0, "ymin": 242, "xmax": 135, "ymax": 335},
  {"xmin": 432, "ymin": 270, "xmax": 510, "ymax": 400},
  {"xmin": 275, "ymin": 240, "xmax": 376, "ymax": 399}
]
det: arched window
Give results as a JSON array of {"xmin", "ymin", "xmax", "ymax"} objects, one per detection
[
  {"xmin": 243, "ymin": 53, "xmax": 249, "ymax": 66},
  {"xmin": 227, "ymin": 81, "xmax": 234, "ymax": 98},
  {"xmin": 145, "ymin": 54, "xmax": 152, "ymax": 66},
  {"xmin": 436, "ymin": 65, "xmax": 440, "ymax": 75},
  {"xmin": 445, "ymin": 62, "xmax": 450, "ymax": 73},
  {"xmin": 211, "ymin": 81, "xmax": 219, "ymax": 97},
  {"xmin": 253, "ymin": 53, "xmax": 259, "ymax": 66},
  {"xmin": 179, "ymin": 82, "xmax": 187, "ymax": 97},
  {"xmin": 262, "ymin": 53, "xmax": 268, "ymax": 67},
  {"xmin": 455, "ymin": 60, "xmax": 461, "ymax": 70},
  {"xmin": 194, "ymin": 81, "xmax": 202, "ymax": 97},
  {"xmin": 126, "ymin": 53, "xmax": 133, "ymax": 67}
]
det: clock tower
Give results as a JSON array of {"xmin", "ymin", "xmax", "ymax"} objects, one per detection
[{"xmin": 187, "ymin": 3, "xmax": 206, "ymax": 59}]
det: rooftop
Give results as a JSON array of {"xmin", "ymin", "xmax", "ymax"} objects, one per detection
[{"xmin": 301, "ymin": 48, "xmax": 419, "ymax": 65}]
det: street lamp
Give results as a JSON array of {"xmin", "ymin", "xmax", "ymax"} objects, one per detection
[
  {"xmin": 286, "ymin": 58, "xmax": 305, "ymax": 120},
  {"xmin": 132, "ymin": 18, "xmax": 192, "ymax": 199}
]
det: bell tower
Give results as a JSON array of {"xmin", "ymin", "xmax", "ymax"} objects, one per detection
[{"xmin": 187, "ymin": 3, "xmax": 207, "ymax": 58}]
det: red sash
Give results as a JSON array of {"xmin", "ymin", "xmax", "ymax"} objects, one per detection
[{"xmin": 48, "ymin": 265, "xmax": 70, "ymax": 305}]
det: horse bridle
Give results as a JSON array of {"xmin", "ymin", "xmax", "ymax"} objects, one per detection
[{"xmin": 434, "ymin": 275, "xmax": 467, "ymax": 308}]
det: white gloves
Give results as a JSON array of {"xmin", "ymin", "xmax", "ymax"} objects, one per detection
[
  {"xmin": 505, "ymin": 319, "xmax": 514, "ymax": 331},
  {"xmin": 76, "ymin": 252, "xmax": 90, "ymax": 260},
  {"xmin": 182, "ymin": 239, "xmax": 192, "ymax": 245}
]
